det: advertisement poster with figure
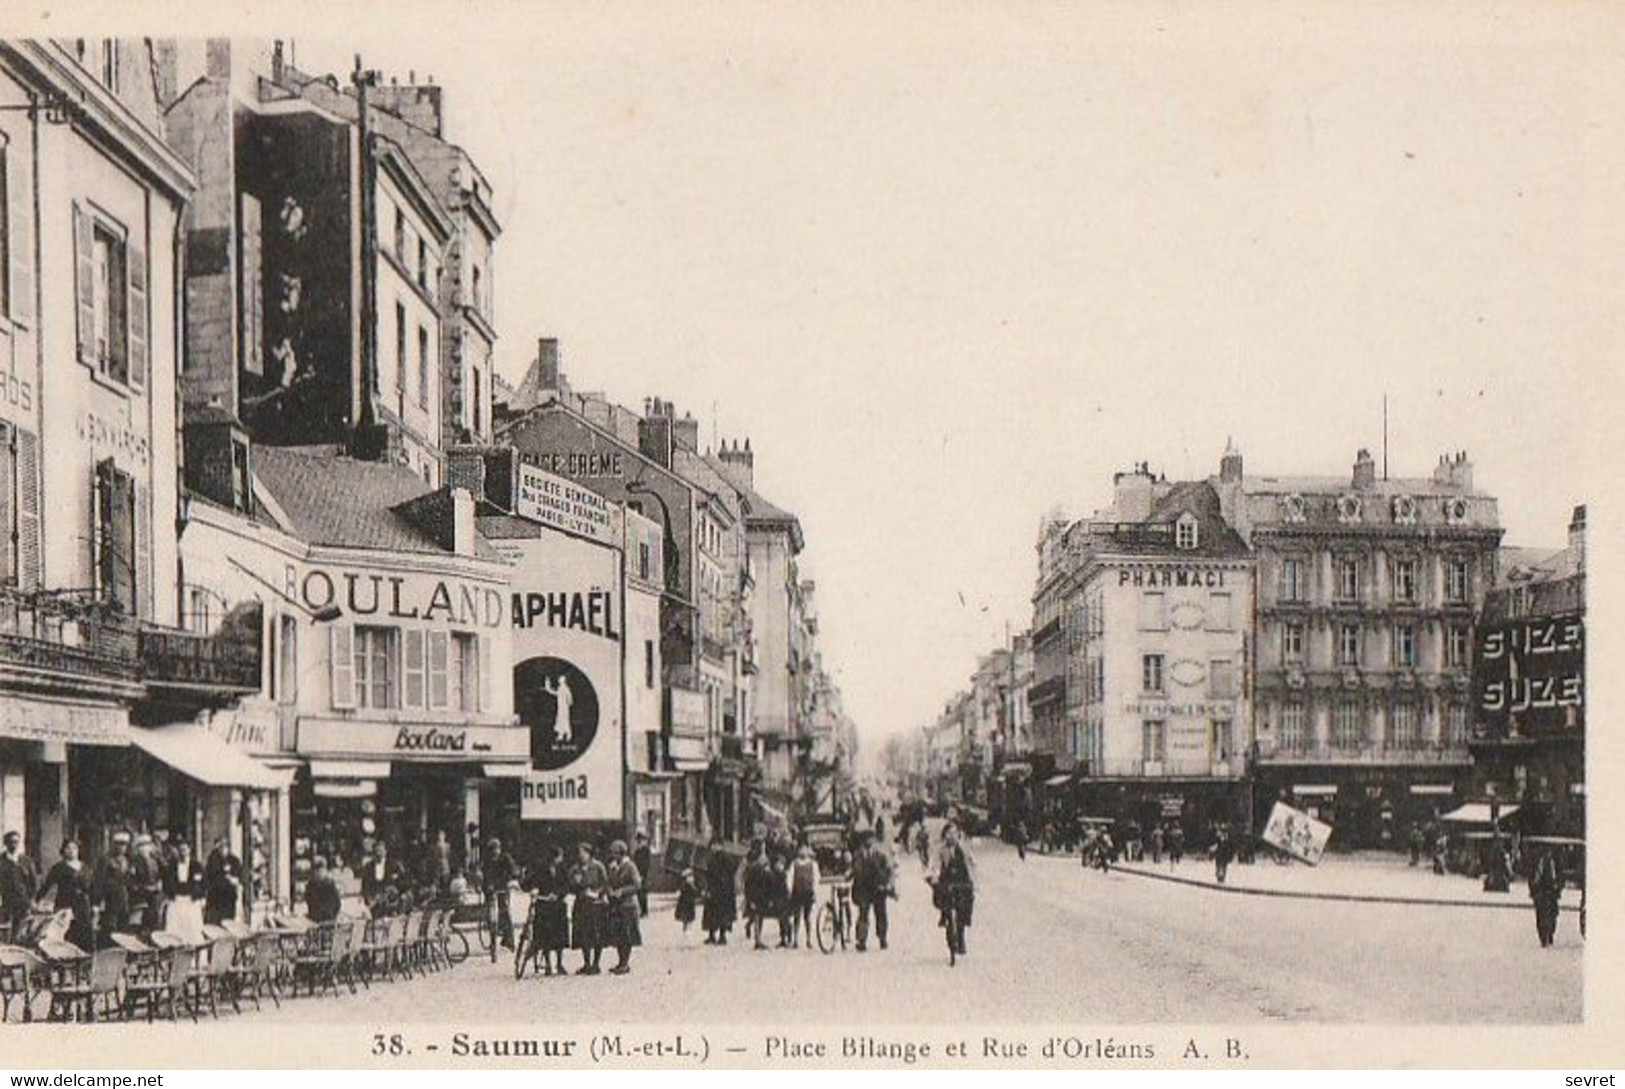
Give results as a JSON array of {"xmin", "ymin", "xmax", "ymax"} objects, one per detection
[
  {"xmin": 495, "ymin": 529, "xmax": 625, "ymax": 823},
  {"xmin": 1261, "ymin": 801, "xmax": 1333, "ymax": 866}
]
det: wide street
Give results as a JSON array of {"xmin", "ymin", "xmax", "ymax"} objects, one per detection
[{"xmin": 258, "ymin": 837, "xmax": 1581, "ymax": 1025}]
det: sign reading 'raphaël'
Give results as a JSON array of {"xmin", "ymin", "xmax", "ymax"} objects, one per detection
[
  {"xmin": 497, "ymin": 533, "xmax": 625, "ymax": 823},
  {"xmin": 514, "ymin": 462, "xmax": 621, "ymax": 546}
]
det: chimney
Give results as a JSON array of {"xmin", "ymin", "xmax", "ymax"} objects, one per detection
[
  {"xmin": 1569, "ymin": 504, "xmax": 1586, "ymax": 574},
  {"xmin": 1352, "ymin": 448, "xmax": 1377, "ymax": 489},
  {"xmin": 638, "ymin": 404, "xmax": 674, "ymax": 469},
  {"xmin": 1431, "ymin": 450, "xmax": 1473, "ymax": 491},
  {"xmin": 452, "ymin": 488, "xmax": 477, "ymax": 557},
  {"xmin": 1113, "ymin": 462, "xmax": 1155, "ymax": 522},
  {"xmin": 717, "ymin": 437, "xmax": 756, "ymax": 492},
  {"xmin": 533, "ymin": 338, "xmax": 561, "ymax": 395},
  {"xmin": 674, "ymin": 410, "xmax": 700, "ymax": 452}
]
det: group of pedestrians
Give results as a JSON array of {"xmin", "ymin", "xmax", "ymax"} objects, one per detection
[{"xmin": 2, "ymin": 828, "xmax": 244, "ymax": 951}]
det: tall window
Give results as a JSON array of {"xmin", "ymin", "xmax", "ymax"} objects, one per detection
[
  {"xmin": 277, "ymin": 614, "xmax": 298, "ymax": 705},
  {"xmin": 1446, "ymin": 705, "xmax": 1468, "ymax": 745},
  {"xmin": 1209, "ymin": 659, "xmax": 1237, "ymax": 699},
  {"xmin": 1280, "ymin": 702, "xmax": 1306, "ymax": 751},
  {"xmin": 447, "ymin": 632, "xmax": 480, "ymax": 712},
  {"xmin": 645, "ymin": 640, "xmax": 655, "ymax": 689},
  {"xmin": 471, "ymin": 368, "xmax": 483, "ymax": 434},
  {"xmin": 92, "ymin": 459, "xmax": 136, "ymax": 614},
  {"xmin": 0, "ymin": 146, "xmax": 10, "ymax": 319},
  {"xmin": 1394, "ymin": 624, "xmax": 1418, "ymax": 669},
  {"xmin": 394, "ymin": 208, "xmax": 406, "ymax": 264},
  {"xmin": 417, "ymin": 325, "xmax": 430, "ymax": 410},
  {"xmin": 185, "ymin": 586, "xmax": 211, "ymax": 634},
  {"xmin": 353, "ymin": 626, "xmax": 397, "ymax": 709},
  {"xmin": 1446, "ymin": 625, "xmax": 1469, "ymax": 669},
  {"xmin": 1334, "ymin": 701, "xmax": 1363, "ymax": 749},
  {"xmin": 1142, "ymin": 653, "xmax": 1164, "ymax": 695},
  {"xmin": 1446, "ymin": 559, "xmax": 1469, "ymax": 603},
  {"xmin": 1336, "ymin": 557, "xmax": 1361, "ymax": 602},
  {"xmin": 417, "ymin": 236, "xmax": 429, "ymax": 290},
  {"xmin": 471, "ymin": 265, "xmax": 484, "ymax": 313},
  {"xmin": 1393, "ymin": 558, "xmax": 1417, "ymax": 603},
  {"xmin": 394, "ymin": 301, "xmax": 406, "ymax": 396},
  {"xmin": 1390, "ymin": 703, "xmax": 1417, "ymax": 749},
  {"xmin": 1141, "ymin": 720, "xmax": 1166, "ymax": 763},
  {"xmin": 1207, "ymin": 592, "xmax": 1233, "ymax": 631},
  {"xmin": 1139, "ymin": 591, "xmax": 1167, "ymax": 631},
  {"xmin": 1283, "ymin": 622, "xmax": 1305, "ymax": 664},
  {"xmin": 1210, "ymin": 719, "xmax": 1233, "ymax": 762},
  {"xmin": 0, "ymin": 423, "xmax": 15, "ymax": 584},
  {"xmin": 1281, "ymin": 556, "xmax": 1307, "ymax": 602},
  {"xmin": 1338, "ymin": 624, "xmax": 1361, "ymax": 668}
]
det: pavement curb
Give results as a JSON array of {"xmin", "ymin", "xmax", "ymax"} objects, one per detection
[{"xmin": 1108, "ymin": 861, "xmax": 1581, "ymax": 912}]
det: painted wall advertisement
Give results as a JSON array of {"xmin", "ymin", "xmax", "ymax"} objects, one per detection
[
  {"xmin": 498, "ymin": 533, "xmax": 625, "ymax": 822},
  {"xmin": 1474, "ymin": 613, "xmax": 1584, "ymax": 737},
  {"xmin": 514, "ymin": 461, "xmax": 621, "ymax": 547}
]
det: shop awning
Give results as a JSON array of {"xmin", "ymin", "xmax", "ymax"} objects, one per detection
[
  {"xmin": 313, "ymin": 780, "xmax": 377, "ymax": 799},
  {"xmin": 754, "ymin": 797, "xmax": 788, "ymax": 828},
  {"xmin": 1291, "ymin": 784, "xmax": 1338, "ymax": 795},
  {"xmin": 1000, "ymin": 762, "xmax": 1032, "ymax": 778},
  {"xmin": 1409, "ymin": 784, "xmax": 1456, "ymax": 796},
  {"xmin": 308, "ymin": 760, "xmax": 391, "ymax": 781},
  {"xmin": 1440, "ymin": 803, "xmax": 1519, "ymax": 824},
  {"xmin": 1044, "ymin": 774, "xmax": 1073, "ymax": 787},
  {"xmin": 130, "ymin": 723, "xmax": 291, "ymax": 791},
  {"xmin": 483, "ymin": 763, "xmax": 530, "ymax": 780}
]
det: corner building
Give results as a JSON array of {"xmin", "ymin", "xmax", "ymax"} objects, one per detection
[{"xmin": 1217, "ymin": 444, "xmax": 1501, "ymax": 847}]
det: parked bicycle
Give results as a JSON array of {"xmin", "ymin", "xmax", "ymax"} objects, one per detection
[{"xmin": 814, "ymin": 878, "xmax": 854, "ymax": 955}]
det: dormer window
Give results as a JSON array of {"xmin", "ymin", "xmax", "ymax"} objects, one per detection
[
  {"xmin": 1282, "ymin": 494, "xmax": 1307, "ymax": 524},
  {"xmin": 1176, "ymin": 513, "xmax": 1199, "ymax": 550},
  {"xmin": 1393, "ymin": 495, "xmax": 1418, "ymax": 525},
  {"xmin": 1337, "ymin": 494, "xmax": 1363, "ymax": 525}
]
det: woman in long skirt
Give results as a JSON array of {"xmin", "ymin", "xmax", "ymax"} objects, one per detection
[
  {"xmin": 569, "ymin": 842, "xmax": 608, "ymax": 975},
  {"xmin": 524, "ymin": 846, "xmax": 572, "ymax": 975},
  {"xmin": 604, "ymin": 840, "xmax": 642, "ymax": 975},
  {"xmin": 702, "ymin": 837, "xmax": 736, "ymax": 945}
]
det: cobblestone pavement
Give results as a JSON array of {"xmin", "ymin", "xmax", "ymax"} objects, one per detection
[{"xmin": 253, "ymin": 836, "xmax": 1580, "ymax": 1025}]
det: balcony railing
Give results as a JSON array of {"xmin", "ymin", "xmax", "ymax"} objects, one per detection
[
  {"xmin": 1258, "ymin": 739, "xmax": 1470, "ymax": 764},
  {"xmin": 1083, "ymin": 757, "xmax": 1244, "ymax": 779},
  {"xmin": 0, "ymin": 587, "xmax": 140, "ymax": 685}
]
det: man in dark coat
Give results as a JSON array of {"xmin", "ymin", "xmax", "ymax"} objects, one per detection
[
  {"xmin": 482, "ymin": 838, "xmax": 517, "ymax": 950},
  {"xmin": 94, "ymin": 832, "xmax": 134, "ymax": 941},
  {"xmin": 304, "ymin": 856, "xmax": 343, "ymax": 923},
  {"xmin": 1529, "ymin": 849, "xmax": 1564, "ymax": 948},
  {"xmin": 0, "ymin": 830, "xmax": 39, "ymax": 939},
  {"xmin": 1213, "ymin": 826, "xmax": 1235, "ymax": 885},
  {"xmin": 702, "ymin": 837, "xmax": 737, "ymax": 945},
  {"xmin": 202, "ymin": 835, "xmax": 242, "ymax": 926},
  {"xmin": 851, "ymin": 834, "xmax": 894, "ymax": 952},
  {"xmin": 129, "ymin": 834, "xmax": 166, "ymax": 935},
  {"xmin": 632, "ymin": 831, "xmax": 653, "ymax": 918},
  {"xmin": 359, "ymin": 840, "xmax": 402, "ymax": 913}
]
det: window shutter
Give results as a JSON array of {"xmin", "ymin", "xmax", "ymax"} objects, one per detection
[
  {"xmin": 403, "ymin": 629, "xmax": 426, "ymax": 708},
  {"xmin": 428, "ymin": 630, "xmax": 449, "ymax": 709},
  {"xmin": 127, "ymin": 243, "xmax": 147, "ymax": 389},
  {"xmin": 0, "ymin": 426, "xmax": 13, "ymax": 582},
  {"xmin": 16, "ymin": 428, "xmax": 39, "ymax": 591},
  {"xmin": 134, "ymin": 481, "xmax": 152, "ymax": 620},
  {"xmin": 7, "ymin": 147, "xmax": 32, "ymax": 326},
  {"xmin": 477, "ymin": 635, "xmax": 491, "ymax": 713},
  {"xmin": 73, "ymin": 203, "xmax": 95, "ymax": 366},
  {"xmin": 329, "ymin": 625, "xmax": 356, "ymax": 709},
  {"xmin": 93, "ymin": 458, "xmax": 114, "ymax": 599}
]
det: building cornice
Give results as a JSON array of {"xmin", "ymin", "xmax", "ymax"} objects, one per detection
[{"xmin": 3, "ymin": 41, "xmax": 195, "ymax": 200}]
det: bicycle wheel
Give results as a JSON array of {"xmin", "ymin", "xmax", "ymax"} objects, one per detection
[
  {"xmin": 513, "ymin": 931, "xmax": 532, "ymax": 980},
  {"xmin": 445, "ymin": 927, "xmax": 471, "ymax": 965},
  {"xmin": 815, "ymin": 903, "xmax": 838, "ymax": 954}
]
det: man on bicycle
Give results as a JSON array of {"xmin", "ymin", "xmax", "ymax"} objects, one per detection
[
  {"xmin": 931, "ymin": 822, "xmax": 976, "ymax": 959},
  {"xmin": 482, "ymin": 837, "xmax": 518, "ymax": 951}
]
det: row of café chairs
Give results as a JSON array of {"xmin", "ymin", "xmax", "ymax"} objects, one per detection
[{"xmin": 0, "ymin": 907, "xmax": 464, "ymax": 1023}]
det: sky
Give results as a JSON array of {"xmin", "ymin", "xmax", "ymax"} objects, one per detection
[{"xmin": 278, "ymin": 4, "xmax": 1621, "ymax": 749}]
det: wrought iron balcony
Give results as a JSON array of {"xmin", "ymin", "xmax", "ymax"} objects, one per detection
[
  {"xmin": 0, "ymin": 586, "xmax": 140, "ymax": 691},
  {"xmin": 1256, "ymin": 738, "xmax": 1471, "ymax": 765}
]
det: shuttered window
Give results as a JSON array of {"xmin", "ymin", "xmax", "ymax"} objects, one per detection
[
  {"xmin": 5, "ymin": 138, "xmax": 31, "ymax": 326},
  {"xmin": 0, "ymin": 422, "xmax": 13, "ymax": 582},
  {"xmin": 93, "ymin": 458, "xmax": 135, "ymax": 614},
  {"xmin": 73, "ymin": 202, "xmax": 145, "ymax": 389},
  {"xmin": 403, "ymin": 629, "xmax": 426, "ymax": 709},
  {"xmin": 329, "ymin": 625, "xmax": 356, "ymax": 709}
]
